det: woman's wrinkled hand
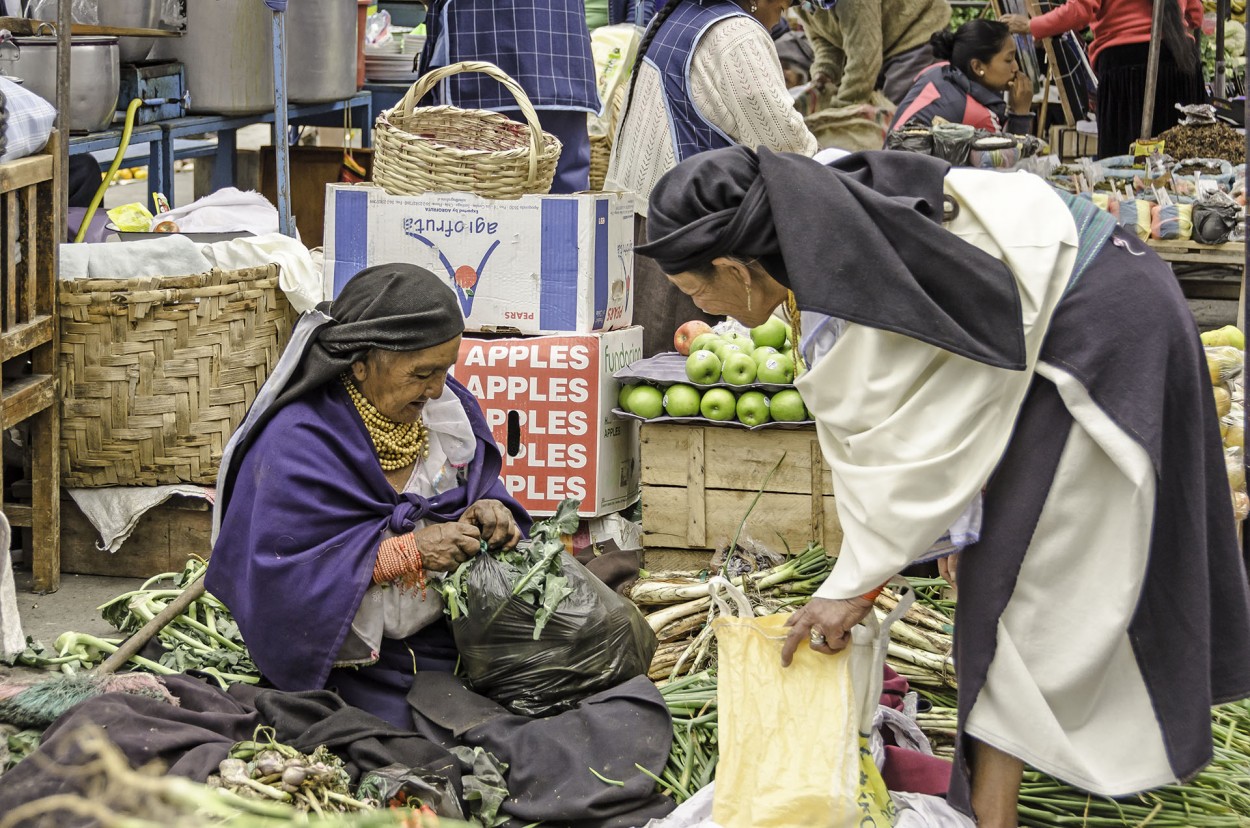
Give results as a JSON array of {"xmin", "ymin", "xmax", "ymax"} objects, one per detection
[
  {"xmin": 461, "ymin": 499, "xmax": 523, "ymax": 551},
  {"xmin": 413, "ymin": 522, "xmax": 482, "ymax": 572},
  {"xmin": 999, "ymin": 13, "xmax": 1031, "ymax": 35},
  {"xmin": 780, "ymin": 596, "xmax": 875, "ymax": 666}
]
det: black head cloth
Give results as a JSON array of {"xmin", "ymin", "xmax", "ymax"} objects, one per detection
[{"xmin": 637, "ymin": 146, "xmax": 1026, "ymax": 370}]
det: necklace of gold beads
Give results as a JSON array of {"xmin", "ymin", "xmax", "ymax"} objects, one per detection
[{"xmin": 341, "ymin": 374, "xmax": 430, "ymax": 470}]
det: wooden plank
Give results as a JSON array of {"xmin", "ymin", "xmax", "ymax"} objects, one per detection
[
  {"xmin": 60, "ymin": 496, "xmax": 211, "ymax": 578},
  {"xmin": 22, "ymin": 186, "xmax": 36, "ymax": 324},
  {"xmin": 1, "ymin": 317, "xmax": 55, "ymax": 361},
  {"xmin": 810, "ymin": 440, "xmax": 825, "ymax": 545},
  {"xmin": 1, "ymin": 374, "xmax": 56, "ymax": 426},
  {"xmin": 4, "ymin": 190, "xmax": 15, "ymax": 332},
  {"xmin": 3, "ymin": 190, "xmax": 14, "ymax": 331},
  {"xmin": 3, "ymin": 504, "xmax": 30, "ymax": 528},
  {"xmin": 0, "ymin": 156, "xmax": 54, "ymax": 194},
  {"xmin": 0, "ymin": 17, "xmax": 182, "ymax": 37},
  {"xmin": 641, "ymin": 422, "xmax": 828, "ymax": 494},
  {"xmin": 685, "ymin": 427, "xmax": 706, "ymax": 547},
  {"xmin": 1148, "ymin": 239, "xmax": 1247, "ymax": 267},
  {"xmin": 642, "ymin": 486, "xmax": 842, "ymax": 553},
  {"xmin": 30, "ymin": 405, "xmax": 60, "ymax": 592}
]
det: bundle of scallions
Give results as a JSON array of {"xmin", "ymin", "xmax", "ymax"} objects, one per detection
[{"xmin": 628, "ymin": 544, "xmax": 959, "ymax": 705}]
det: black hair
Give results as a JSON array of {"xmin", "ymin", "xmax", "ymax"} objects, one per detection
[
  {"xmin": 1159, "ymin": 0, "xmax": 1198, "ymax": 75},
  {"xmin": 622, "ymin": 0, "xmax": 685, "ymax": 120},
  {"xmin": 929, "ymin": 19, "xmax": 1012, "ymax": 80}
]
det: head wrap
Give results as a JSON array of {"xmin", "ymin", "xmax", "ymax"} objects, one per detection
[
  {"xmin": 637, "ymin": 146, "xmax": 1026, "ymax": 370},
  {"xmin": 281, "ymin": 263, "xmax": 465, "ymax": 403},
  {"xmin": 222, "ymin": 264, "xmax": 465, "ymax": 477}
]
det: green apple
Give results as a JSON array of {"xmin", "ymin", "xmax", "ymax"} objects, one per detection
[
  {"xmin": 713, "ymin": 342, "xmax": 745, "ymax": 362},
  {"xmin": 721, "ymin": 352, "xmax": 758, "ymax": 386},
  {"xmin": 756, "ymin": 353, "xmax": 795, "ymax": 384},
  {"xmin": 617, "ymin": 383, "xmax": 640, "ymax": 410},
  {"xmin": 700, "ymin": 387, "xmax": 737, "ymax": 421},
  {"xmin": 626, "ymin": 385, "xmax": 664, "ymax": 419},
  {"xmin": 664, "ymin": 383, "xmax": 703, "ymax": 417},
  {"xmin": 736, "ymin": 390, "xmax": 771, "ymax": 426},
  {"xmin": 721, "ymin": 331, "xmax": 755, "ymax": 354},
  {"xmin": 781, "ymin": 339, "xmax": 794, "ymax": 353},
  {"xmin": 752, "ymin": 346, "xmax": 779, "ymax": 365},
  {"xmin": 770, "ymin": 389, "xmax": 808, "ymax": 422},
  {"xmin": 685, "ymin": 350, "xmax": 722, "ymax": 385},
  {"xmin": 750, "ymin": 316, "xmax": 788, "ymax": 350},
  {"xmin": 690, "ymin": 332, "xmax": 720, "ymax": 354}
]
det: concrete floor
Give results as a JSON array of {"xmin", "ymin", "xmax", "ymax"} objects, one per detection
[{"xmin": 9, "ymin": 571, "xmax": 146, "ymax": 646}]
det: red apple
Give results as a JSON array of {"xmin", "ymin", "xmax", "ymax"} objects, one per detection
[{"xmin": 673, "ymin": 320, "xmax": 714, "ymax": 356}]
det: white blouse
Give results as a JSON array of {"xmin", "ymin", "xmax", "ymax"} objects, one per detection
[{"xmin": 606, "ymin": 15, "xmax": 817, "ymax": 216}]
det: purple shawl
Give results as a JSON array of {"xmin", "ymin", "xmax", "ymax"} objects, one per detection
[{"xmin": 207, "ymin": 376, "xmax": 529, "ymax": 692}]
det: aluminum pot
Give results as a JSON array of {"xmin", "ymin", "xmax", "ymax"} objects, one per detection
[
  {"xmin": 287, "ymin": 0, "xmax": 359, "ymax": 103},
  {"xmin": 150, "ymin": 0, "xmax": 273, "ymax": 115},
  {"xmin": 98, "ymin": 0, "xmax": 163, "ymax": 64},
  {"xmin": 15, "ymin": 36, "xmax": 119, "ymax": 133},
  {"xmin": 29, "ymin": 0, "xmax": 161, "ymax": 64}
]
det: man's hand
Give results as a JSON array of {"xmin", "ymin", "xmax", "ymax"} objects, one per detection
[
  {"xmin": 461, "ymin": 499, "xmax": 523, "ymax": 550},
  {"xmin": 780, "ymin": 596, "xmax": 875, "ymax": 666}
]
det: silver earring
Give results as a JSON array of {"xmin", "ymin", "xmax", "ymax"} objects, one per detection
[
  {"xmin": 750, "ymin": 1, "xmax": 758, "ymax": 11},
  {"xmin": 746, "ymin": 281, "xmax": 753, "ymax": 312}
]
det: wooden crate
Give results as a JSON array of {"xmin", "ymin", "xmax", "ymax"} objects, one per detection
[
  {"xmin": 1048, "ymin": 125, "xmax": 1098, "ymax": 161},
  {"xmin": 640, "ymin": 422, "xmax": 841, "ymax": 567},
  {"xmin": 60, "ymin": 495, "xmax": 212, "ymax": 578},
  {"xmin": 0, "ymin": 135, "xmax": 61, "ymax": 592}
]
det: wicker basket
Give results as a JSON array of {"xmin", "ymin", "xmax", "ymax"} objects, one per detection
[
  {"xmin": 589, "ymin": 134, "xmax": 612, "ymax": 192},
  {"xmin": 373, "ymin": 61, "xmax": 563, "ymax": 198},
  {"xmin": 59, "ymin": 265, "xmax": 293, "ymax": 487}
]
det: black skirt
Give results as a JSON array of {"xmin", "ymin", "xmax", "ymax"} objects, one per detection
[{"xmin": 1095, "ymin": 41, "xmax": 1206, "ymax": 159}]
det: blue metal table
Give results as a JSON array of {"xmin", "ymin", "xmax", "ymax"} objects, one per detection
[
  {"xmin": 157, "ymin": 91, "xmax": 373, "ymax": 204},
  {"xmin": 64, "ymin": 91, "xmax": 372, "ymax": 209},
  {"xmin": 67, "ymin": 123, "xmax": 169, "ymax": 207}
]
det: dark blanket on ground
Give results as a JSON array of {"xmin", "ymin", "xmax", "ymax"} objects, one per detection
[{"xmin": 0, "ymin": 674, "xmax": 675, "ymax": 828}]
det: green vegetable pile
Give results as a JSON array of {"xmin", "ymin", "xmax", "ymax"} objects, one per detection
[
  {"xmin": 438, "ymin": 499, "xmax": 582, "ymax": 640},
  {"xmin": 208, "ymin": 728, "xmax": 367, "ymax": 817},
  {"xmin": 12, "ymin": 558, "xmax": 259, "ymax": 689}
]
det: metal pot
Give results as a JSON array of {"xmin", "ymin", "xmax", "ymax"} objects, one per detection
[
  {"xmin": 287, "ymin": 0, "xmax": 359, "ymax": 103},
  {"xmin": 149, "ymin": 0, "xmax": 273, "ymax": 115},
  {"xmin": 15, "ymin": 36, "xmax": 119, "ymax": 133},
  {"xmin": 98, "ymin": 0, "xmax": 163, "ymax": 64},
  {"xmin": 28, "ymin": 0, "xmax": 161, "ymax": 64}
]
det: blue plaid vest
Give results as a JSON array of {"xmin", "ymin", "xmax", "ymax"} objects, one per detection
[{"xmin": 644, "ymin": 0, "xmax": 755, "ymax": 162}]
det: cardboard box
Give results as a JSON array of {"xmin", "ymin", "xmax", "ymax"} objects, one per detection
[
  {"xmin": 324, "ymin": 185, "xmax": 635, "ymax": 335},
  {"xmin": 452, "ymin": 327, "xmax": 643, "ymax": 517}
]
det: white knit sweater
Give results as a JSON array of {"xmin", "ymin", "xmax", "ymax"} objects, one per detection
[{"xmin": 605, "ymin": 16, "xmax": 818, "ymax": 217}]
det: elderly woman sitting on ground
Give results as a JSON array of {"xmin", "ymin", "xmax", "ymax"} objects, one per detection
[{"xmin": 207, "ymin": 264, "xmax": 529, "ymax": 728}]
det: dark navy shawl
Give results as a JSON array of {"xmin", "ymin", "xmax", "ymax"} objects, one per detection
[{"xmin": 206, "ymin": 377, "xmax": 529, "ymax": 692}]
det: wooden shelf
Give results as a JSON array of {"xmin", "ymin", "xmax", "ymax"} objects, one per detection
[{"xmin": 0, "ymin": 17, "xmax": 182, "ymax": 38}]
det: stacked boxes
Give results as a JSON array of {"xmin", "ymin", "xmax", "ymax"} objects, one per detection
[{"xmin": 324, "ymin": 185, "xmax": 643, "ymax": 516}]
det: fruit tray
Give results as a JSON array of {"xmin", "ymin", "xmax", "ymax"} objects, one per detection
[
  {"xmin": 613, "ymin": 352, "xmax": 797, "ymax": 393},
  {"xmin": 610, "ymin": 407, "xmax": 815, "ymax": 430}
]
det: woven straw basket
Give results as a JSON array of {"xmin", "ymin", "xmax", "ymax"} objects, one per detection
[
  {"xmin": 373, "ymin": 61, "xmax": 563, "ymax": 198},
  {"xmin": 59, "ymin": 265, "xmax": 293, "ymax": 487}
]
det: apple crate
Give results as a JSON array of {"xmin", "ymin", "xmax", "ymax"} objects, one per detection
[{"xmin": 640, "ymin": 421, "xmax": 842, "ymax": 569}]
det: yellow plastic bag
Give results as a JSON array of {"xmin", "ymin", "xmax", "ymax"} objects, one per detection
[
  {"xmin": 106, "ymin": 202, "xmax": 154, "ymax": 232},
  {"xmin": 710, "ymin": 579, "xmax": 910, "ymax": 828}
]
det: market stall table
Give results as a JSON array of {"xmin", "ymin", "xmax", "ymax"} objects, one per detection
[
  {"xmin": 1145, "ymin": 238, "xmax": 1248, "ymax": 322},
  {"xmin": 156, "ymin": 91, "xmax": 373, "ymax": 206}
]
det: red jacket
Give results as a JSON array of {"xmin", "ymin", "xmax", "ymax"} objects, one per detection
[{"xmin": 1029, "ymin": 0, "xmax": 1204, "ymax": 67}]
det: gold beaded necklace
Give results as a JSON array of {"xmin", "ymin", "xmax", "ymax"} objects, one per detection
[{"xmin": 341, "ymin": 374, "xmax": 430, "ymax": 471}]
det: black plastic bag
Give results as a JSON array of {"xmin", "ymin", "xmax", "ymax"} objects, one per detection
[
  {"xmin": 1193, "ymin": 201, "xmax": 1240, "ymax": 245},
  {"xmin": 449, "ymin": 545, "xmax": 658, "ymax": 718}
]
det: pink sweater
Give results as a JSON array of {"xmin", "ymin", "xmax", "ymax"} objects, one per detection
[{"xmin": 1028, "ymin": 0, "xmax": 1204, "ymax": 67}]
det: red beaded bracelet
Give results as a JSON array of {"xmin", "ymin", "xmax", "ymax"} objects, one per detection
[{"xmin": 374, "ymin": 532, "xmax": 427, "ymax": 595}]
